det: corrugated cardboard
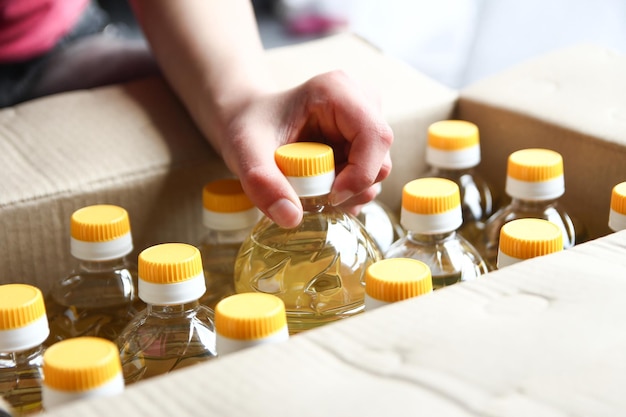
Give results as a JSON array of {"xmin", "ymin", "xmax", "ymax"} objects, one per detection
[
  {"xmin": 42, "ymin": 230, "xmax": 626, "ymax": 417},
  {"xmin": 0, "ymin": 33, "xmax": 457, "ymax": 293},
  {"xmin": 456, "ymin": 44, "xmax": 626, "ymax": 240}
]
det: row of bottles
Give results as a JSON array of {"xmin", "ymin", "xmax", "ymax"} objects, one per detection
[
  {"xmin": 1, "ymin": 278, "xmax": 290, "ymax": 415},
  {"xmin": 3, "ymin": 130, "xmax": 625, "ymax": 415}
]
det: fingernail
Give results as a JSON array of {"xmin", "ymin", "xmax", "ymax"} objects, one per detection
[
  {"xmin": 268, "ymin": 198, "xmax": 302, "ymax": 228},
  {"xmin": 330, "ymin": 190, "xmax": 354, "ymax": 206}
]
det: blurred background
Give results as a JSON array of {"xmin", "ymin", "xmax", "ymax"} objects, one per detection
[{"xmin": 100, "ymin": 0, "xmax": 626, "ymax": 89}]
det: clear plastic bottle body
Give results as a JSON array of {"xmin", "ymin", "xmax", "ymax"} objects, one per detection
[
  {"xmin": 356, "ymin": 198, "xmax": 405, "ymax": 253},
  {"xmin": 0, "ymin": 347, "xmax": 44, "ymax": 416},
  {"xmin": 423, "ymin": 166, "xmax": 496, "ymax": 245},
  {"xmin": 117, "ymin": 301, "xmax": 217, "ymax": 385},
  {"xmin": 197, "ymin": 228, "xmax": 251, "ymax": 310},
  {"xmin": 385, "ymin": 231, "xmax": 488, "ymax": 290},
  {"xmin": 234, "ymin": 195, "xmax": 382, "ymax": 334},
  {"xmin": 480, "ymin": 198, "xmax": 576, "ymax": 270},
  {"xmin": 45, "ymin": 258, "xmax": 144, "ymax": 344}
]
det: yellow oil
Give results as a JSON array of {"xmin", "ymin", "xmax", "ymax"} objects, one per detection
[
  {"xmin": 45, "ymin": 262, "xmax": 145, "ymax": 345},
  {"xmin": 117, "ymin": 303, "xmax": 217, "ymax": 385},
  {"xmin": 197, "ymin": 241, "xmax": 241, "ymax": 310},
  {"xmin": 0, "ymin": 349, "xmax": 44, "ymax": 416},
  {"xmin": 235, "ymin": 198, "xmax": 381, "ymax": 334},
  {"xmin": 431, "ymin": 271, "xmax": 464, "ymax": 290}
]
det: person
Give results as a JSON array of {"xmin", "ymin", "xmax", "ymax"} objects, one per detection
[{"xmin": 0, "ymin": 0, "xmax": 394, "ymax": 229}]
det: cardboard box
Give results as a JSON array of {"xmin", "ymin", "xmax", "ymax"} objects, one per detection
[
  {"xmin": 456, "ymin": 44, "xmax": 626, "ymax": 240},
  {"xmin": 0, "ymin": 33, "xmax": 456, "ymax": 293},
  {"xmin": 2, "ymin": 35, "xmax": 625, "ymax": 416}
]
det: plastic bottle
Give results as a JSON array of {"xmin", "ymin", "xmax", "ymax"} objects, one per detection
[
  {"xmin": 197, "ymin": 178, "xmax": 262, "ymax": 310},
  {"xmin": 421, "ymin": 120, "xmax": 496, "ymax": 246},
  {"xmin": 355, "ymin": 183, "xmax": 405, "ymax": 253},
  {"xmin": 234, "ymin": 142, "xmax": 382, "ymax": 334},
  {"xmin": 117, "ymin": 243, "xmax": 217, "ymax": 384},
  {"xmin": 608, "ymin": 181, "xmax": 626, "ymax": 232},
  {"xmin": 385, "ymin": 177, "xmax": 489, "ymax": 289},
  {"xmin": 41, "ymin": 337, "xmax": 124, "ymax": 410},
  {"xmin": 0, "ymin": 284, "xmax": 49, "ymax": 416},
  {"xmin": 496, "ymin": 218, "xmax": 563, "ymax": 269},
  {"xmin": 479, "ymin": 148, "xmax": 577, "ymax": 270},
  {"xmin": 215, "ymin": 293, "xmax": 289, "ymax": 355},
  {"xmin": 364, "ymin": 258, "xmax": 433, "ymax": 311},
  {"xmin": 45, "ymin": 204, "xmax": 144, "ymax": 344}
]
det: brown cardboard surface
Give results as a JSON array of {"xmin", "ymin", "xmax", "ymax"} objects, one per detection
[
  {"xmin": 0, "ymin": 33, "xmax": 456, "ymax": 292},
  {"xmin": 456, "ymin": 44, "xmax": 626, "ymax": 240},
  {"xmin": 41, "ymin": 230, "xmax": 626, "ymax": 417}
]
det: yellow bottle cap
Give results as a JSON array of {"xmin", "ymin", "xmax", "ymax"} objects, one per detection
[
  {"xmin": 42, "ymin": 337, "xmax": 122, "ymax": 392},
  {"xmin": 498, "ymin": 218, "xmax": 563, "ymax": 263},
  {"xmin": 139, "ymin": 243, "xmax": 202, "ymax": 284},
  {"xmin": 275, "ymin": 143, "xmax": 335, "ymax": 197},
  {"xmin": 505, "ymin": 149, "xmax": 564, "ymax": 200},
  {"xmin": 215, "ymin": 293, "xmax": 287, "ymax": 340},
  {"xmin": 71, "ymin": 205, "xmax": 131, "ymax": 242},
  {"xmin": 275, "ymin": 142, "xmax": 334, "ymax": 177},
  {"xmin": 365, "ymin": 258, "xmax": 433, "ymax": 303},
  {"xmin": 402, "ymin": 178, "xmax": 461, "ymax": 214},
  {"xmin": 428, "ymin": 120, "xmax": 479, "ymax": 150},
  {"xmin": 138, "ymin": 243, "xmax": 206, "ymax": 304},
  {"xmin": 609, "ymin": 181, "xmax": 626, "ymax": 231},
  {"xmin": 0, "ymin": 284, "xmax": 46, "ymax": 330},
  {"xmin": 70, "ymin": 205, "xmax": 133, "ymax": 260},
  {"xmin": 203, "ymin": 179, "xmax": 255, "ymax": 213}
]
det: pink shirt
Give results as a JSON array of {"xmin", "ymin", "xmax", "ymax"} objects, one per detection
[{"xmin": 0, "ymin": 0, "xmax": 89, "ymax": 62}]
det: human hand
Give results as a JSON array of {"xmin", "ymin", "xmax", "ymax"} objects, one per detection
[{"xmin": 217, "ymin": 70, "xmax": 394, "ymax": 229}]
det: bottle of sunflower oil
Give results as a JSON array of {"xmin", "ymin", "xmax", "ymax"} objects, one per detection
[
  {"xmin": 234, "ymin": 142, "xmax": 382, "ymax": 334},
  {"xmin": 421, "ymin": 120, "xmax": 497, "ymax": 246},
  {"xmin": 364, "ymin": 258, "xmax": 432, "ymax": 311},
  {"xmin": 0, "ymin": 284, "xmax": 49, "ymax": 416},
  {"xmin": 45, "ymin": 204, "xmax": 144, "ymax": 344},
  {"xmin": 479, "ymin": 148, "xmax": 579, "ymax": 270},
  {"xmin": 385, "ymin": 177, "xmax": 489, "ymax": 289},
  {"xmin": 496, "ymin": 218, "xmax": 563, "ymax": 269},
  {"xmin": 197, "ymin": 178, "xmax": 261, "ymax": 310},
  {"xmin": 117, "ymin": 243, "xmax": 217, "ymax": 385}
]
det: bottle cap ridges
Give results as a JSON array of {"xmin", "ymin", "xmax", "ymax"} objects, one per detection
[
  {"xmin": 365, "ymin": 258, "xmax": 433, "ymax": 303},
  {"xmin": 215, "ymin": 293, "xmax": 287, "ymax": 340},
  {"xmin": 498, "ymin": 218, "xmax": 563, "ymax": 260}
]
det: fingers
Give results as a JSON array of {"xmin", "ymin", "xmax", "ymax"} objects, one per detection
[{"xmin": 295, "ymin": 71, "xmax": 394, "ymax": 207}]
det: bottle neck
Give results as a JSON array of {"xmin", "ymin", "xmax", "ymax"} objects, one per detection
[
  {"xmin": 509, "ymin": 197, "xmax": 558, "ymax": 210},
  {"xmin": 76, "ymin": 257, "xmax": 130, "ymax": 273},
  {"xmin": 300, "ymin": 194, "xmax": 331, "ymax": 213},
  {"xmin": 147, "ymin": 300, "xmax": 201, "ymax": 317},
  {"xmin": 427, "ymin": 166, "xmax": 474, "ymax": 177},
  {"xmin": 0, "ymin": 344, "xmax": 45, "ymax": 366},
  {"xmin": 407, "ymin": 230, "xmax": 457, "ymax": 243}
]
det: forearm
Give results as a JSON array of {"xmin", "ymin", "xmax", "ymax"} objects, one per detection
[{"xmin": 130, "ymin": 0, "xmax": 273, "ymax": 154}]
